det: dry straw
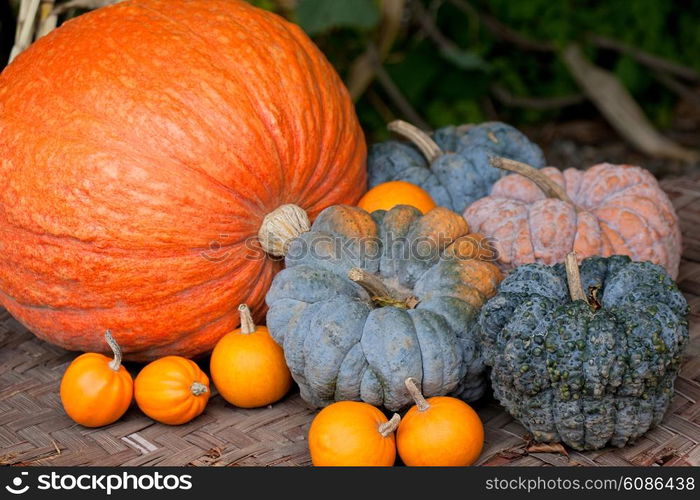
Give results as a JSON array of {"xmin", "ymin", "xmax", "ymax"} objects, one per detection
[{"xmin": 10, "ymin": 0, "xmax": 124, "ymax": 62}]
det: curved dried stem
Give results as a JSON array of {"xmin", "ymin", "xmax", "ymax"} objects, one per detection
[
  {"xmin": 348, "ymin": 268, "xmax": 393, "ymax": 298},
  {"xmin": 563, "ymin": 44, "xmax": 699, "ymax": 163},
  {"xmin": 238, "ymin": 304, "xmax": 256, "ymax": 335},
  {"xmin": 105, "ymin": 330, "xmax": 122, "ymax": 371},
  {"xmin": 348, "ymin": 268, "xmax": 417, "ymax": 309},
  {"xmin": 388, "ymin": 120, "xmax": 443, "ymax": 162},
  {"xmin": 377, "ymin": 413, "xmax": 401, "ymax": 437},
  {"xmin": 405, "ymin": 377, "xmax": 430, "ymax": 412},
  {"xmin": 489, "ymin": 156, "xmax": 575, "ymax": 206}
]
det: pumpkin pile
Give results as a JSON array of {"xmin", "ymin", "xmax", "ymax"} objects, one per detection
[
  {"xmin": 60, "ymin": 303, "xmax": 292, "ymax": 427},
  {"xmin": 0, "ymin": 0, "xmax": 692, "ymax": 467}
]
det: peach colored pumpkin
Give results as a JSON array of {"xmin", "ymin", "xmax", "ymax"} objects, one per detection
[{"xmin": 464, "ymin": 159, "xmax": 681, "ymax": 278}]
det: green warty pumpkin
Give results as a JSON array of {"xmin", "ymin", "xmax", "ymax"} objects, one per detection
[{"xmin": 479, "ymin": 254, "xmax": 689, "ymax": 450}]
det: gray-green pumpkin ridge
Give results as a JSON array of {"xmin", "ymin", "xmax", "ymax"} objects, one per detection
[
  {"xmin": 265, "ymin": 204, "xmax": 503, "ymax": 411},
  {"xmin": 367, "ymin": 120, "xmax": 545, "ymax": 213},
  {"xmin": 479, "ymin": 252, "xmax": 689, "ymax": 451}
]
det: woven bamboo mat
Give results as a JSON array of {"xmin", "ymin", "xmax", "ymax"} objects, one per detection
[{"xmin": 1, "ymin": 175, "xmax": 700, "ymax": 467}]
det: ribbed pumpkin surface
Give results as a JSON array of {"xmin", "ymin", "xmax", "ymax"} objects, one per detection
[
  {"xmin": 0, "ymin": 0, "xmax": 366, "ymax": 360},
  {"xmin": 266, "ymin": 204, "xmax": 503, "ymax": 410},
  {"xmin": 465, "ymin": 165, "xmax": 681, "ymax": 278}
]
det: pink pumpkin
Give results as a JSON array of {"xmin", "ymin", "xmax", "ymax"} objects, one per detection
[{"xmin": 464, "ymin": 159, "xmax": 681, "ymax": 278}]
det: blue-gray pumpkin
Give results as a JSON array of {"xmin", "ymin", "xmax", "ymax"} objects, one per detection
[
  {"xmin": 479, "ymin": 253, "xmax": 689, "ymax": 450},
  {"xmin": 367, "ymin": 120, "xmax": 545, "ymax": 213},
  {"xmin": 265, "ymin": 204, "xmax": 503, "ymax": 411}
]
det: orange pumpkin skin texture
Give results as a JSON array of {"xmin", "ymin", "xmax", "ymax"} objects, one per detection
[
  {"xmin": 0, "ymin": 0, "xmax": 366, "ymax": 361},
  {"xmin": 210, "ymin": 304, "xmax": 292, "ymax": 408},
  {"xmin": 397, "ymin": 378, "xmax": 484, "ymax": 466},
  {"xmin": 60, "ymin": 331, "xmax": 133, "ymax": 428},
  {"xmin": 358, "ymin": 181, "xmax": 437, "ymax": 214},
  {"xmin": 464, "ymin": 162, "xmax": 681, "ymax": 278},
  {"xmin": 134, "ymin": 356, "xmax": 210, "ymax": 425},
  {"xmin": 308, "ymin": 401, "xmax": 400, "ymax": 467}
]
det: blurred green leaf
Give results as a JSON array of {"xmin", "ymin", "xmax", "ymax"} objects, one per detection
[
  {"xmin": 385, "ymin": 44, "xmax": 442, "ymax": 102},
  {"xmin": 433, "ymin": 70, "xmax": 490, "ymax": 101},
  {"xmin": 296, "ymin": 0, "xmax": 380, "ymax": 35},
  {"xmin": 426, "ymin": 99, "xmax": 485, "ymax": 127},
  {"xmin": 440, "ymin": 47, "xmax": 488, "ymax": 71},
  {"xmin": 614, "ymin": 55, "xmax": 649, "ymax": 95}
]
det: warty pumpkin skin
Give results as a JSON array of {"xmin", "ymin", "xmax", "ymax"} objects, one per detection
[
  {"xmin": 479, "ymin": 253, "xmax": 689, "ymax": 450},
  {"xmin": 266, "ymin": 204, "xmax": 503, "ymax": 411},
  {"xmin": 60, "ymin": 331, "xmax": 133, "ymax": 428},
  {"xmin": 464, "ymin": 159, "xmax": 682, "ymax": 278},
  {"xmin": 367, "ymin": 120, "xmax": 545, "ymax": 213},
  {"xmin": 0, "ymin": 0, "xmax": 366, "ymax": 360}
]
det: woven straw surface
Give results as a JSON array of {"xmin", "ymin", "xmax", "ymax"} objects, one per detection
[{"xmin": 1, "ymin": 175, "xmax": 699, "ymax": 467}]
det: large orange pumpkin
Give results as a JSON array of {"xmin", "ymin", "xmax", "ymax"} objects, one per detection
[
  {"xmin": 0, "ymin": 0, "xmax": 366, "ymax": 360},
  {"xmin": 464, "ymin": 158, "xmax": 681, "ymax": 278}
]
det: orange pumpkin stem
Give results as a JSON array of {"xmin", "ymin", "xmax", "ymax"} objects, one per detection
[
  {"xmin": 258, "ymin": 204, "xmax": 310, "ymax": 257},
  {"xmin": 405, "ymin": 377, "xmax": 430, "ymax": 412},
  {"xmin": 104, "ymin": 330, "xmax": 123, "ymax": 372},
  {"xmin": 377, "ymin": 413, "xmax": 401, "ymax": 437},
  {"xmin": 347, "ymin": 268, "xmax": 418, "ymax": 309},
  {"xmin": 190, "ymin": 381, "xmax": 209, "ymax": 397},
  {"xmin": 489, "ymin": 157, "xmax": 577, "ymax": 207},
  {"xmin": 565, "ymin": 252, "xmax": 590, "ymax": 306},
  {"xmin": 238, "ymin": 304, "xmax": 256, "ymax": 334},
  {"xmin": 388, "ymin": 120, "xmax": 443, "ymax": 162}
]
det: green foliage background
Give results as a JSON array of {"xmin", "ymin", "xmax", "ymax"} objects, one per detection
[
  {"xmin": 4, "ymin": 0, "xmax": 698, "ymax": 145},
  {"xmin": 250, "ymin": 0, "xmax": 700, "ymax": 142}
]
